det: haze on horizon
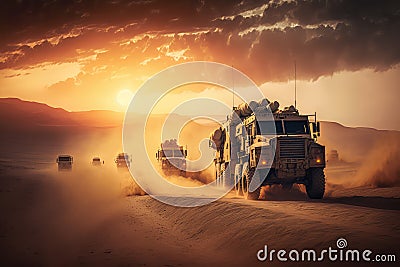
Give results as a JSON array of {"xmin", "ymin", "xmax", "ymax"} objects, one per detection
[{"xmin": 0, "ymin": 0, "xmax": 399, "ymax": 130}]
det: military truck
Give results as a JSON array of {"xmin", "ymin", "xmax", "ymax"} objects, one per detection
[
  {"xmin": 92, "ymin": 157, "xmax": 103, "ymax": 166},
  {"xmin": 56, "ymin": 154, "xmax": 73, "ymax": 171},
  {"xmin": 210, "ymin": 99, "xmax": 325, "ymax": 200},
  {"xmin": 115, "ymin": 153, "xmax": 131, "ymax": 168},
  {"xmin": 156, "ymin": 139, "xmax": 187, "ymax": 177}
]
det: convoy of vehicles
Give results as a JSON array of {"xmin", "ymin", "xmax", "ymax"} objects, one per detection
[
  {"xmin": 156, "ymin": 139, "xmax": 188, "ymax": 177},
  {"xmin": 55, "ymin": 98, "xmax": 326, "ymax": 201},
  {"xmin": 210, "ymin": 98, "xmax": 326, "ymax": 200}
]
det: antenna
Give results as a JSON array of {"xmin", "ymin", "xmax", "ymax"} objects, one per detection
[
  {"xmin": 232, "ymin": 64, "xmax": 235, "ymax": 109},
  {"xmin": 294, "ymin": 60, "xmax": 297, "ymax": 109}
]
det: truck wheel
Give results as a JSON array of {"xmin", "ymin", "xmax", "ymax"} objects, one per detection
[
  {"xmin": 306, "ymin": 168, "xmax": 325, "ymax": 199},
  {"xmin": 242, "ymin": 168, "xmax": 260, "ymax": 200}
]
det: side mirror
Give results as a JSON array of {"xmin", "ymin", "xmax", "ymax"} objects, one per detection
[
  {"xmin": 185, "ymin": 150, "xmax": 188, "ymax": 157},
  {"xmin": 316, "ymin": 121, "xmax": 320, "ymax": 133},
  {"xmin": 156, "ymin": 152, "xmax": 158, "ymax": 159}
]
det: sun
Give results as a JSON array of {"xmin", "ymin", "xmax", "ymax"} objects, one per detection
[{"xmin": 116, "ymin": 89, "xmax": 134, "ymax": 107}]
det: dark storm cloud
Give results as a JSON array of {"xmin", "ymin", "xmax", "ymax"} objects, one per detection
[
  {"xmin": 0, "ymin": 0, "xmax": 244, "ymax": 44},
  {"xmin": 1, "ymin": 0, "xmax": 399, "ymax": 83}
]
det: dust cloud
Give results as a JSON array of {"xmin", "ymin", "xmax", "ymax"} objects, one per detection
[
  {"xmin": 144, "ymin": 114, "xmax": 218, "ymax": 188},
  {"xmin": 320, "ymin": 122, "xmax": 400, "ymax": 190},
  {"xmin": 353, "ymin": 136, "xmax": 400, "ymax": 188},
  {"xmin": 259, "ymin": 184, "xmax": 307, "ymax": 200}
]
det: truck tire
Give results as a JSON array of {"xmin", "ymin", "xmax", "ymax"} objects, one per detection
[
  {"xmin": 242, "ymin": 168, "xmax": 260, "ymax": 200},
  {"xmin": 306, "ymin": 168, "xmax": 325, "ymax": 199}
]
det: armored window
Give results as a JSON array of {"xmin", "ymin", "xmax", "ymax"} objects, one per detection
[
  {"xmin": 256, "ymin": 120, "xmax": 283, "ymax": 135},
  {"xmin": 58, "ymin": 156, "xmax": 71, "ymax": 161},
  {"xmin": 284, "ymin": 121, "xmax": 310, "ymax": 134}
]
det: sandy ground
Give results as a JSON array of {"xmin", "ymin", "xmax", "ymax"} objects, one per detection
[{"xmin": 0, "ymin": 158, "xmax": 399, "ymax": 267}]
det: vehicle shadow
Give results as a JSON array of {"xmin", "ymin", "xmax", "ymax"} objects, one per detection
[
  {"xmin": 321, "ymin": 196, "xmax": 400, "ymax": 211},
  {"xmin": 261, "ymin": 185, "xmax": 400, "ymax": 211},
  {"xmin": 264, "ymin": 194, "xmax": 400, "ymax": 211}
]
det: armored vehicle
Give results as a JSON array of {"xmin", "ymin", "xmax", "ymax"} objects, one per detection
[
  {"xmin": 156, "ymin": 139, "xmax": 187, "ymax": 177},
  {"xmin": 56, "ymin": 155, "xmax": 73, "ymax": 171},
  {"xmin": 210, "ymin": 99, "xmax": 325, "ymax": 200},
  {"xmin": 328, "ymin": 150, "xmax": 339, "ymax": 163},
  {"xmin": 115, "ymin": 153, "xmax": 131, "ymax": 168},
  {"xmin": 92, "ymin": 157, "xmax": 103, "ymax": 166}
]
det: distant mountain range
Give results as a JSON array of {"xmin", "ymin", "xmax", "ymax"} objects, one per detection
[
  {"xmin": 0, "ymin": 98, "xmax": 123, "ymax": 129},
  {"xmin": 1, "ymin": 97, "xmax": 399, "ymax": 162}
]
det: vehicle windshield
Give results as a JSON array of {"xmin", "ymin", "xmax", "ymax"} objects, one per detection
[
  {"xmin": 257, "ymin": 121, "xmax": 284, "ymax": 135},
  {"xmin": 284, "ymin": 120, "xmax": 310, "ymax": 134},
  {"xmin": 118, "ymin": 155, "xmax": 128, "ymax": 160},
  {"xmin": 58, "ymin": 156, "xmax": 71, "ymax": 161},
  {"xmin": 256, "ymin": 120, "xmax": 309, "ymax": 135},
  {"xmin": 162, "ymin": 149, "xmax": 185, "ymax": 157},
  {"xmin": 93, "ymin": 158, "xmax": 100, "ymax": 162}
]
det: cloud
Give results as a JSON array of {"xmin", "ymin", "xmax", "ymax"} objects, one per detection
[{"xmin": 0, "ymin": 0, "xmax": 399, "ymax": 85}]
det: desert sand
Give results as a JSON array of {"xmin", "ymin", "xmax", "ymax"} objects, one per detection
[
  {"xmin": 0, "ymin": 98, "xmax": 399, "ymax": 266},
  {"xmin": 0, "ymin": 161, "xmax": 399, "ymax": 267}
]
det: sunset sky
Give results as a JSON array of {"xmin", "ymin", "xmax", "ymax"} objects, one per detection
[{"xmin": 0, "ymin": 0, "xmax": 399, "ymax": 130}]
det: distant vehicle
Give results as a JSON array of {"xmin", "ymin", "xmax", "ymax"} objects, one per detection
[
  {"xmin": 156, "ymin": 139, "xmax": 187, "ymax": 177},
  {"xmin": 327, "ymin": 150, "xmax": 339, "ymax": 163},
  {"xmin": 115, "ymin": 153, "xmax": 131, "ymax": 168},
  {"xmin": 56, "ymin": 155, "xmax": 73, "ymax": 171},
  {"xmin": 92, "ymin": 157, "xmax": 104, "ymax": 166}
]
